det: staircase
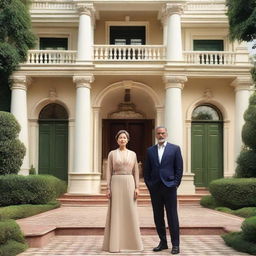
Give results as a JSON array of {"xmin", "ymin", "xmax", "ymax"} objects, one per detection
[{"xmin": 58, "ymin": 182, "xmax": 209, "ymax": 206}]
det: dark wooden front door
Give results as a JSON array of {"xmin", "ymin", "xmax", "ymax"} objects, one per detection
[
  {"xmin": 191, "ymin": 122, "xmax": 223, "ymax": 187},
  {"xmin": 102, "ymin": 119, "xmax": 153, "ymax": 171}
]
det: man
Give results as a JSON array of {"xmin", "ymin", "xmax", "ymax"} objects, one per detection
[{"xmin": 144, "ymin": 126, "xmax": 183, "ymax": 254}]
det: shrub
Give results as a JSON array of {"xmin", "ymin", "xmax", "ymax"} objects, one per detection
[
  {"xmin": 29, "ymin": 165, "xmax": 36, "ymax": 175},
  {"xmin": 200, "ymin": 195, "xmax": 222, "ymax": 209},
  {"xmin": 241, "ymin": 216, "xmax": 256, "ymax": 243},
  {"xmin": 215, "ymin": 207, "xmax": 233, "ymax": 214},
  {"xmin": 0, "ymin": 112, "xmax": 20, "ymax": 141},
  {"xmin": 0, "ymin": 175, "xmax": 67, "ymax": 206},
  {"xmin": 222, "ymin": 232, "xmax": 256, "ymax": 255},
  {"xmin": 209, "ymin": 178, "xmax": 256, "ymax": 209},
  {"xmin": 236, "ymin": 149, "xmax": 256, "ymax": 177},
  {"xmin": 235, "ymin": 207, "xmax": 256, "ymax": 218},
  {"xmin": 0, "ymin": 202, "xmax": 60, "ymax": 220},
  {"xmin": 0, "ymin": 111, "xmax": 26, "ymax": 175},
  {"xmin": 0, "ymin": 240, "xmax": 27, "ymax": 256}
]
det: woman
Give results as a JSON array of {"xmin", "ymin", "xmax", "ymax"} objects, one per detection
[{"xmin": 102, "ymin": 130, "xmax": 143, "ymax": 252}]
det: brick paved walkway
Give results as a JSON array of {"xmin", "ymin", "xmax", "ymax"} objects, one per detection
[{"xmin": 17, "ymin": 205, "xmax": 249, "ymax": 255}]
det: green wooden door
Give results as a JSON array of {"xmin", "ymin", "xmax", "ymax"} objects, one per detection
[
  {"xmin": 191, "ymin": 123, "xmax": 223, "ymax": 187},
  {"xmin": 39, "ymin": 121, "xmax": 68, "ymax": 181}
]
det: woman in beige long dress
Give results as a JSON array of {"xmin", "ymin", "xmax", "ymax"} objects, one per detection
[{"xmin": 102, "ymin": 130, "xmax": 143, "ymax": 252}]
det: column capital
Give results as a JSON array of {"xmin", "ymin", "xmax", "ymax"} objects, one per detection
[
  {"xmin": 10, "ymin": 76, "xmax": 31, "ymax": 91},
  {"xmin": 73, "ymin": 75, "xmax": 94, "ymax": 89},
  {"xmin": 163, "ymin": 75, "xmax": 187, "ymax": 89},
  {"xmin": 76, "ymin": 2, "xmax": 95, "ymax": 16},
  {"xmin": 231, "ymin": 76, "xmax": 253, "ymax": 92},
  {"xmin": 161, "ymin": 3, "xmax": 185, "ymax": 20}
]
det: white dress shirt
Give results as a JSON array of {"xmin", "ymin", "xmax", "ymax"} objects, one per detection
[{"xmin": 157, "ymin": 141, "xmax": 167, "ymax": 163}]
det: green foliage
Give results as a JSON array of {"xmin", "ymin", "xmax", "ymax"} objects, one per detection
[
  {"xmin": 0, "ymin": 219, "xmax": 25, "ymax": 245},
  {"xmin": 252, "ymin": 66, "xmax": 256, "ymax": 83},
  {"xmin": 0, "ymin": 175, "xmax": 67, "ymax": 206},
  {"xmin": 236, "ymin": 92, "xmax": 256, "ymax": 178},
  {"xmin": 235, "ymin": 207, "xmax": 256, "ymax": 218},
  {"xmin": 241, "ymin": 216, "xmax": 256, "ymax": 243},
  {"xmin": 222, "ymin": 231, "xmax": 256, "ymax": 255},
  {"xmin": 0, "ymin": 240, "xmax": 27, "ymax": 256},
  {"xmin": 209, "ymin": 178, "xmax": 256, "ymax": 209},
  {"xmin": 226, "ymin": 0, "xmax": 256, "ymax": 42},
  {"xmin": 236, "ymin": 150, "xmax": 256, "ymax": 178},
  {"xmin": 215, "ymin": 207, "xmax": 233, "ymax": 214},
  {"xmin": 200, "ymin": 195, "xmax": 222, "ymax": 209},
  {"xmin": 29, "ymin": 165, "xmax": 36, "ymax": 175},
  {"xmin": 0, "ymin": 112, "xmax": 20, "ymax": 141},
  {"xmin": 0, "ymin": 202, "xmax": 60, "ymax": 220},
  {"xmin": 0, "ymin": 111, "xmax": 26, "ymax": 175}
]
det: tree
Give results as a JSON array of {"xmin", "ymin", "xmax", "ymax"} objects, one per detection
[
  {"xmin": 0, "ymin": 111, "xmax": 25, "ymax": 175},
  {"xmin": 226, "ymin": 0, "xmax": 256, "ymax": 83},
  {"xmin": 0, "ymin": 0, "xmax": 36, "ymax": 111},
  {"xmin": 235, "ymin": 93, "xmax": 256, "ymax": 177}
]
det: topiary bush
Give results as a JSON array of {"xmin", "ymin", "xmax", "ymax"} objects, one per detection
[
  {"xmin": 235, "ymin": 92, "xmax": 256, "ymax": 178},
  {"xmin": 241, "ymin": 216, "xmax": 256, "ymax": 243},
  {"xmin": 0, "ymin": 219, "xmax": 27, "ymax": 256},
  {"xmin": 0, "ymin": 175, "xmax": 67, "ymax": 206},
  {"xmin": 209, "ymin": 178, "xmax": 256, "ymax": 209},
  {"xmin": 0, "ymin": 111, "xmax": 26, "ymax": 175},
  {"xmin": 200, "ymin": 195, "xmax": 222, "ymax": 209}
]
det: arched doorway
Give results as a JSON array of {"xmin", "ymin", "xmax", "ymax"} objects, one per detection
[
  {"xmin": 191, "ymin": 104, "xmax": 223, "ymax": 187},
  {"xmin": 38, "ymin": 103, "xmax": 68, "ymax": 181}
]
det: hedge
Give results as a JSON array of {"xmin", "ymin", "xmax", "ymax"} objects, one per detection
[
  {"xmin": 241, "ymin": 216, "xmax": 256, "ymax": 243},
  {"xmin": 0, "ymin": 175, "xmax": 67, "ymax": 206},
  {"xmin": 0, "ymin": 112, "xmax": 20, "ymax": 141},
  {"xmin": 209, "ymin": 178, "xmax": 256, "ymax": 209}
]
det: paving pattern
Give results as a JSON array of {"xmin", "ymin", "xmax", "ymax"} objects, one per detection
[{"xmin": 18, "ymin": 235, "xmax": 249, "ymax": 255}]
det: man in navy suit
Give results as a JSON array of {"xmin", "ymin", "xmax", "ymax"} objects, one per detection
[{"xmin": 144, "ymin": 126, "xmax": 183, "ymax": 255}]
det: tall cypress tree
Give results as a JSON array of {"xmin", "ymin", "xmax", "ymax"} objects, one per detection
[{"xmin": 0, "ymin": 0, "xmax": 36, "ymax": 111}]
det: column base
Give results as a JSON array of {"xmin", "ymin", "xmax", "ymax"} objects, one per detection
[
  {"xmin": 177, "ymin": 173, "xmax": 196, "ymax": 195},
  {"xmin": 68, "ymin": 172, "xmax": 101, "ymax": 194},
  {"xmin": 18, "ymin": 168, "xmax": 29, "ymax": 176}
]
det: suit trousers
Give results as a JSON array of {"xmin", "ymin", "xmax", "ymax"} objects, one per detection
[{"xmin": 149, "ymin": 182, "xmax": 179, "ymax": 246}]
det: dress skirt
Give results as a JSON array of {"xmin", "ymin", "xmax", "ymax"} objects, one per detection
[{"xmin": 102, "ymin": 175, "xmax": 143, "ymax": 252}]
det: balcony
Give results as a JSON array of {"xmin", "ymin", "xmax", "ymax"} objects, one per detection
[{"xmin": 25, "ymin": 46, "xmax": 238, "ymax": 65}]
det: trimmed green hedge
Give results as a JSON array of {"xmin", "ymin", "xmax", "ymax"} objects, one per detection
[
  {"xmin": 0, "ymin": 201, "xmax": 60, "ymax": 220},
  {"xmin": 0, "ymin": 111, "xmax": 20, "ymax": 141},
  {"xmin": 236, "ymin": 150, "xmax": 256, "ymax": 178},
  {"xmin": 222, "ymin": 232, "xmax": 256, "ymax": 255},
  {"xmin": 0, "ymin": 219, "xmax": 27, "ymax": 256},
  {"xmin": 0, "ymin": 175, "xmax": 67, "ymax": 206},
  {"xmin": 242, "ymin": 216, "xmax": 256, "ymax": 243},
  {"xmin": 209, "ymin": 178, "xmax": 256, "ymax": 209},
  {"xmin": 200, "ymin": 195, "xmax": 223, "ymax": 209}
]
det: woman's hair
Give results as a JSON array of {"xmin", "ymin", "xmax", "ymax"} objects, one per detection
[{"xmin": 115, "ymin": 130, "xmax": 130, "ymax": 141}]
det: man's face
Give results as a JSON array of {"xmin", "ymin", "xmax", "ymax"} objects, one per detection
[{"xmin": 155, "ymin": 128, "xmax": 167, "ymax": 144}]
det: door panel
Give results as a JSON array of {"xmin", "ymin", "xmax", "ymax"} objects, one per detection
[
  {"xmin": 102, "ymin": 119, "xmax": 153, "ymax": 167},
  {"xmin": 191, "ymin": 122, "xmax": 223, "ymax": 187},
  {"xmin": 39, "ymin": 121, "xmax": 68, "ymax": 181}
]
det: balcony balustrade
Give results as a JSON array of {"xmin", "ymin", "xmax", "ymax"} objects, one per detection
[{"xmin": 25, "ymin": 47, "xmax": 237, "ymax": 66}]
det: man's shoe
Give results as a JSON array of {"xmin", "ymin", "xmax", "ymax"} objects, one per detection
[
  {"xmin": 171, "ymin": 246, "xmax": 180, "ymax": 254},
  {"xmin": 153, "ymin": 241, "xmax": 168, "ymax": 252}
]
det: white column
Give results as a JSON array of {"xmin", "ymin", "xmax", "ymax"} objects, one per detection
[
  {"xmin": 162, "ymin": 3, "xmax": 184, "ymax": 61},
  {"xmin": 10, "ymin": 76, "xmax": 31, "ymax": 175},
  {"xmin": 163, "ymin": 75, "xmax": 187, "ymax": 149},
  {"xmin": 69, "ymin": 75, "xmax": 101, "ymax": 194},
  {"xmin": 76, "ymin": 3, "xmax": 95, "ymax": 62},
  {"xmin": 231, "ymin": 77, "xmax": 252, "ymax": 161},
  {"xmin": 93, "ymin": 107, "xmax": 100, "ymax": 173}
]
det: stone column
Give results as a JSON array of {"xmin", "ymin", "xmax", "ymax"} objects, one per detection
[
  {"xmin": 76, "ymin": 3, "xmax": 95, "ymax": 62},
  {"xmin": 10, "ymin": 76, "xmax": 31, "ymax": 175},
  {"xmin": 69, "ymin": 75, "xmax": 101, "ymax": 194},
  {"xmin": 163, "ymin": 75, "xmax": 187, "ymax": 148},
  {"xmin": 162, "ymin": 3, "xmax": 184, "ymax": 61},
  {"xmin": 231, "ymin": 76, "xmax": 252, "ymax": 162}
]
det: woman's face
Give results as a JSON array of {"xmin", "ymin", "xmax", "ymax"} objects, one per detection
[{"xmin": 117, "ymin": 133, "xmax": 128, "ymax": 147}]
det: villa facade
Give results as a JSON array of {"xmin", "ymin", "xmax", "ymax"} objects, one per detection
[{"xmin": 11, "ymin": 0, "xmax": 254, "ymax": 194}]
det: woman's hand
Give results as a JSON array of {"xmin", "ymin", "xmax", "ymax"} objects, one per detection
[
  {"xmin": 134, "ymin": 188, "xmax": 139, "ymax": 200},
  {"xmin": 106, "ymin": 188, "xmax": 111, "ymax": 199}
]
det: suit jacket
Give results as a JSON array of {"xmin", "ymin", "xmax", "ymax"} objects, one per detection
[{"xmin": 144, "ymin": 142, "xmax": 183, "ymax": 190}]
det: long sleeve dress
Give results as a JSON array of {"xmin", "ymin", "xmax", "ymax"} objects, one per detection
[{"xmin": 102, "ymin": 149, "xmax": 143, "ymax": 252}]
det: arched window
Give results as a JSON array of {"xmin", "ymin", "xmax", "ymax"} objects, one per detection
[
  {"xmin": 192, "ymin": 105, "xmax": 222, "ymax": 121},
  {"xmin": 39, "ymin": 103, "xmax": 68, "ymax": 120}
]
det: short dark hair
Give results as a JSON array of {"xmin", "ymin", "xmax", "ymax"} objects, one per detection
[{"xmin": 115, "ymin": 130, "xmax": 130, "ymax": 141}]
